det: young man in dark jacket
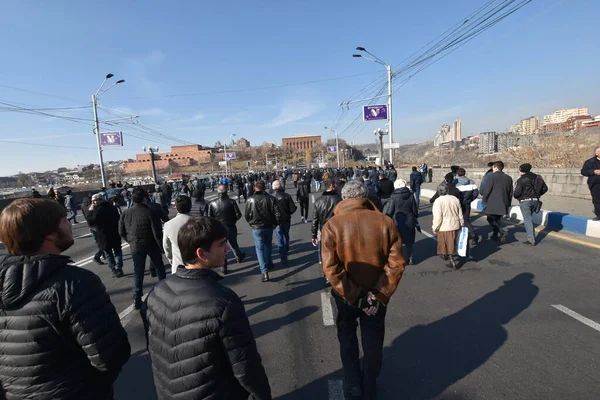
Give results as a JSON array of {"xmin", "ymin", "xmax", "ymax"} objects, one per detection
[
  {"xmin": 119, "ymin": 188, "xmax": 168, "ymax": 309},
  {"xmin": 456, "ymin": 168, "xmax": 482, "ymax": 246},
  {"xmin": 311, "ymin": 178, "xmax": 342, "ymax": 273},
  {"xmin": 429, "ymin": 173, "xmax": 461, "ymax": 204},
  {"xmin": 87, "ymin": 193, "xmax": 124, "ymax": 277},
  {"xmin": 245, "ymin": 181, "xmax": 281, "ymax": 282},
  {"xmin": 207, "ymin": 184, "xmax": 245, "ymax": 273},
  {"xmin": 143, "ymin": 217, "xmax": 272, "ymax": 400},
  {"xmin": 0, "ymin": 199, "xmax": 130, "ymax": 399},
  {"xmin": 377, "ymin": 173, "xmax": 395, "ymax": 208},
  {"xmin": 409, "ymin": 166, "xmax": 425, "ymax": 208},
  {"xmin": 273, "ymin": 180, "xmax": 297, "ymax": 265},
  {"xmin": 514, "ymin": 163, "xmax": 548, "ymax": 245},
  {"xmin": 580, "ymin": 146, "xmax": 600, "ymax": 221},
  {"xmin": 296, "ymin": 175, "xmax": 311, "ymax": 223},
  {"xmin": 361, "ymin": 174, "xmax": 383, "ymax": 211}
]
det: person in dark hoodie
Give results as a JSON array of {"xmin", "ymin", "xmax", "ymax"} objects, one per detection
[
  {"xmin": 0, "ymin": 199, "xmax": 130, "ymax": 399},
  {"xmin": 361, "ymin": 174, "xmax": 383, "ymax": 211},
  {"xmin": 377, "ymin": 172, "xmax": 395, "ymax": 208},
  {"xmin": 409, "ymin": 166, "xmax": 425, "ymax": 208},
  {"xmin": 514, "ymin": 163, "xmax": 548, "ymax": 245},
  {"xmin": 383, "ymin": 179, "xmax": 419, "ymax": 265}
]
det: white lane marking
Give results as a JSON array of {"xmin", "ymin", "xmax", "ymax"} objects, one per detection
[
  {"xmin": 73, "ymin": 243, "xmax": 130, "ymax": 267},
  {"xmin": 321, "ymin": 292, "xmax": 335, "ymax": 326},
  {"xmin": 328, "ymin": 380, "xmax": 345, "ymax": 400},
  {"xmin": 420, "ymin": 228, "xmax": 437, "ymax": 241},
  {"xmin": 120, "ymin": 293, "xmax": 149, "ymax": 327},
  {"xmin": 74, "ymin": 233, "xmax": 92, "ymax": 240},
  {"xmin": 311, "ymin": 194, "xmax": 315, "ymax": 204},
  {"xmin": 552, "ymin": 305, "xmax": 600, "ymax": 333}
]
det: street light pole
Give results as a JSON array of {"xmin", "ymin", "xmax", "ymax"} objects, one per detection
[
  {"xmin": 324, "ymin": 126, "xmax": 340, "ymax": 168},
  {"xmin": 374, "ymin": 128, "xmax": 388, "ymax": 166},
  {"xmin": 144, "ymin": 146, "xmax": 159, "ymax": 184},
  {"xmin": 223, "ymin": 133, "xmax": 236, "ymax": 177},
  {"xmin": 92, "ymin": 94, "xmax": 106, "ymax": 188},
  {"xmin": 354, "ymin": 47, "xmax": 394, "ymax": 164},
  {"xmin": 92, "ymin": 73, "xmax": 125, "ymax": 188}
]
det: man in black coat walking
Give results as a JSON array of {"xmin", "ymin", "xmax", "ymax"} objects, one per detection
[
  {"xmin": 143, "ymin": 217, "xmax": 272, "ymax": 400},
  {"xmin": 207, "ymin": 184, "xmax": 245, "ymax": 274},
  {"xmin": 273, "ymin": 180, "xmax": 297, "ymax": 265},
  {"xmin": 311, "ymin": 178, "xmax": 343, "ymax": 269},
  {"xmin": 580, "ymin": 146, "xmax": 600, "ymax": 221},
  {"xmin": 514, "ymin": 163, "xmax": 548, "ymax": 245},
  {"xmin": 119, "ymin": 188, "xmax": 168, "ymax": 309},
  {"xmin": 87, "ymin": 193, "xmax": 124, "ymax": 277},
  {"xmin": 0, "ymin": 199, "xmax": 130, "ymax": 399},
  {"xmin": 296, "ymin": 175, "xmax": 311, "ymax": 223},
  {"xmin": 482, "ymin": 161, "xmax": 514, "ymax": 243}
]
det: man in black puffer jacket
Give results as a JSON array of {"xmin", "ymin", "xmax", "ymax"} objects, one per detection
[
  {"xmin": 207, "ymin": 184, "xmax": 245, "ymax": 273},
  {"xmin": 311, "ymin": 178, "xmax": 342, "ymax": 269},
  {"xmin": 514, "ymin": 163, "xmax": 548, "ymax": 245},
  {"xmin": 143, "ymin": 217, "xmax": 272, "ymax": 400},
  {"xmin": 245, "ymin": 181, "xmax": 281, "ymax": 282},
  {"xmin": 0, "ymin": 199, "xmax": 130, "ymax": 400}
]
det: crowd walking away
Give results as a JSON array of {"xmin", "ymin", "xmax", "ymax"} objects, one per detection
[{"xmin": 0, "ymin": 153, "xmax": 593, "ymax": 398}]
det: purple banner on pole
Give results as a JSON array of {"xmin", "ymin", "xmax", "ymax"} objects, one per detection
[
  {"xmin": 363, "ymin": 105, "xmax": 388, "ymax": 121},
  {"xmin": 327, "ymin": 146, "xmax": 337, "ymax": 153},
  {"xmin": 226, "ymin": 152, "xmax": 237, "ymax": 160},
  {"xmin": 100, "ymin": 131, "xmax": 123, "ymax": 146}
]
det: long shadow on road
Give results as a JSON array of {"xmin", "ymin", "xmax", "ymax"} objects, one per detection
[{"xmin": 278, "ymin": 272, "xmax": 539, "ymax": 400}]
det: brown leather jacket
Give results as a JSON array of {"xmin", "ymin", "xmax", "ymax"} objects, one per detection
[{"xmin": 321, "ymin": 198, "xmax": 405, "ymax": 305}]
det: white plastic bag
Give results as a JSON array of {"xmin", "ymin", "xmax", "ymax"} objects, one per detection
[{"xmin": 457, "ymin": 227, "xmax": 469, "ymax": 257}]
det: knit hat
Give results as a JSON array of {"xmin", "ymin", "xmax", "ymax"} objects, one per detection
[
  {"xmin": 394, "ymin": 179, "xmax": 408, "ymax": 189},
  {"xmin": 519, "ymin": 163, "xmax": 532, "ymax": 173}
]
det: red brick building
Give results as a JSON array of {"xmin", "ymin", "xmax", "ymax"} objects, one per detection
[{"xmin": 282, "ymin": 135, "xmax": 322, "ymax": 151}]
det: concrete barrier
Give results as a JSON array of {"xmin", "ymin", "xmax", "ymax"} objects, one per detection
[{"xmin": 420, "ymin": 188, "xmax": 600, "ymax": 239}]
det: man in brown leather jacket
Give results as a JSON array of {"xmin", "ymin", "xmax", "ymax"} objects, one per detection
[{"xmin": 321, "ymin": 180, "xmax": 405, "ymax": 400}]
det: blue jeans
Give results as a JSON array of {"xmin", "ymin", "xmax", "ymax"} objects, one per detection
[
  {"xmin": 315, "ymin": 180, "xmax": 322, "ymax": 191},
  {"xmin": 131, "ymin": 247, "xmax": 166, "ymax": 299},
  {"xmin": 104, "ymin": 246, "xmax": 123, "ymax": 272},
  {"xmin": 413, "ymin": 185, "xmax": 421, "ymax": 208},
  {"xmin": 275, "ymin": 224, "xmax": 290, "ymax": 263},
  {"xmin": 520, "ymin": 200, "xmax": 538, "ymax": 243},
  {"xmin": 252, "ymin": 228, "xmax": 274, "ymax": 274},
  {"xmin": 126, "ymin": 199, "xmax": 133, "ymax": 209}
]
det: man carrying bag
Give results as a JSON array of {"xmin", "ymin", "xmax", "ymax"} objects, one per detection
[{"xmin": 514, "ymin": 163, "xmax": 548, "ymax": 246}]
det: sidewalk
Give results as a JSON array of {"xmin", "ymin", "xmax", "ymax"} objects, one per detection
[{"xmin": 421, "ymin": 182, "xmax": 596, "ymax": 219}]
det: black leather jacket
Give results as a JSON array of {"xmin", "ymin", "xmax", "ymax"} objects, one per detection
[
  {"xmin": 244, "ymin": 191, "xmax": 281, "ymax": 229},
  {"xmin": 273, "ymin": 189, "xmax": 297, "ymax": 224},
  {"xmin": 296, "ymin": 180, "xmax": 311, "ymax": 199},
  {"xmin": 207, "ymin": 193, "xmax": 242, "ymax": 226},
  {"xmin": 514, "ymin": 172, "xmax": 548, "ymax": 201},
  {"xmin": 311, "ymin": 190, "xmax": 342, "ymax": 239}
]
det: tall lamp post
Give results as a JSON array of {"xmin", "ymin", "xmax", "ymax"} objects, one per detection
[
  {"xmin": 143, "ymin": 146, "xmax": 159, "ymax": 184},
  {"xmin": 223, "ymin": 133, "xmax": 236, "ymax": 177},
  {"xmin": 353, "ymin": 47, "xmax": 394, "ymax": 165},
  {"xmin": 93, "ymin": 73, "xmax": 125, "ymax": 188},
  {"xmin": 324, "ymin": 126, "xmax": 340, "ymax": 168}
]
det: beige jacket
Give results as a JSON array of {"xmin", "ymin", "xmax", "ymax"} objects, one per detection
[{"xmin": 432, "ymin": 194, "xmax": 464, "ymax": 232}]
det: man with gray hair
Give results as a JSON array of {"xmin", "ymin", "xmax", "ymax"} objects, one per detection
[
  {"xmin": 321, "ymin": 180, "xmax": 405, "ymax": 399},
  {"xmin": 581, "ymin": 146, "xmax": 600, "ymax": 221}
]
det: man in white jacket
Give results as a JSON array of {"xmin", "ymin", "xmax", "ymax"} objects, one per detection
[{"xmin": 163, "ymin": 195, "xmax": 193, "ymax": 274}]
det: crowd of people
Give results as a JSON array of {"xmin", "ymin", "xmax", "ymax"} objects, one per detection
[{"xmin": 8, "ymin": 152, "xmax": 600, "ymax": 399}]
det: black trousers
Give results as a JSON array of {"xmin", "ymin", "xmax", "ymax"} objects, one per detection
[
  {"xmin": 224, "ymin": 224, "xmax": 242, "ymax": 267},
  {"xmin": 299, "ymin": 197, "xmax": 309, "ymax": 219},
  {"xmin": 462, "ymin": 205, "xmax": 478, "ymax": 238},
  {"xmin": 591, "ymin": 184, "xmax": 600, "ymax": 217},
  {"xmin": 486, "ymin": 214, "xmax": 504, "ymax": 235},
  {"xmin": 333, "ymin": 292, "xmax": 386, "ymax": 398}
]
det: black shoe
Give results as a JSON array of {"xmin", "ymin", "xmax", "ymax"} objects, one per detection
[
  {"xmin": 450, "ymin": 256, "xmax": 459, "ymax": 269},
  {"xmin": 470, "ymin": 235, "xmax": 481, "ymax": 246},
  {"xmin": 262, "ymin": 273, "xmax": 270, "ymax": 282},
  {"xmin": 237, "ymin": 252, "xmax": 246, "ymax": 263},
  {"xmin": 222, "ymin": 266, "xmax": 228, "ymax": 275},
  {"xmin": 498, "ymin": 232, "xmax": 506, "ymax": 244},
  {"xmin": 408, "ymin": 257, "xmax": 413, "ymax": 265},
  {"xmin": 523, "ymin": 240, "xmax": 536, "ymax": 246},
  {"xmin": 150, "ymin": 269, "xmax": 157, "ymax": 278},
  {"xmin": 593, "ymin": 216, "xmax": 600, "ymax": 221},
  {"xmin": 114, "ymin": 269, "xmax": 124, "ymax": 278},
  {"xmin": 440, "ymin": 254, "xmax": 449, "ymax": 261},
  {"xmin": 93, "ymin": 256, "xmax": 105, "ymax": 265},
  {"xmin": 133, "ymin": 297, "xmax": 142, "ymax": 310}
]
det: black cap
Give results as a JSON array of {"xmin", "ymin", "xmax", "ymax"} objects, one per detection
[{"xmin": 519, "ymin": 163, "xmax": 532, "ymax": 173}]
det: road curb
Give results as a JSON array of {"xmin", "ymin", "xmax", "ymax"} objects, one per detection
[{"xmin": 420, "ymin": 188, "xmax": 600, "ymax": 239}]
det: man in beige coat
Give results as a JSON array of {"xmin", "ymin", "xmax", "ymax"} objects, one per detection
[{"xmin": 432, "ymin": 183, "xmax": 464, "ymax": 268}]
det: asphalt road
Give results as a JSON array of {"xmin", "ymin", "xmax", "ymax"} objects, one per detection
[{"xmin": 2, "ymin": 184, "xmax": 600, "ymax": 399}]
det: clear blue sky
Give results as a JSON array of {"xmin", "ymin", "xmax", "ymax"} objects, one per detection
[{"xmin": 1, "ymin": 0, "xmax": 598, "ymax": 176}]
